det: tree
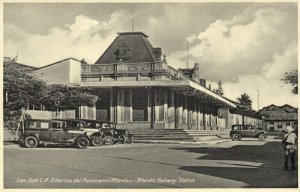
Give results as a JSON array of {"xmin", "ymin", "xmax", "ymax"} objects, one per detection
[
  {"xmin": 41, "ymin": 85, "xmax": 99, "ymax": 112},
  {"xmin": 237, "ymin": 93, "xmax": 252, "ymax": 109},
  {"xmin": 282, "ymin": 69, "xmax": 298, "ymax": 94},
  {"xmin": 4, "ymin": 61, "xmax": 100, "ymax": 128},
  {"xmin": 217, "ymin": 80, "xmax": 224, "ymax": 96},
  {"xmin": 4, "ymin": 62, "xmax": 48, "ymax": 128}
]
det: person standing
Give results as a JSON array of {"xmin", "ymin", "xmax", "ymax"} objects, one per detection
[{"xmin": 282, "ymin": 126, "xmax": 297, "ymax": 171}]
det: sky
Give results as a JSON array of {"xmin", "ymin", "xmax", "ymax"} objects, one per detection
[{"xmin": 3, "ymin": 2, "xmax": 298, "ymax": 110}]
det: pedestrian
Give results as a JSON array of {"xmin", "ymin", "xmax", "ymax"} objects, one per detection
[{"xmin": 282, "ymin": 126, "xmax": 297, "ymax": 171}]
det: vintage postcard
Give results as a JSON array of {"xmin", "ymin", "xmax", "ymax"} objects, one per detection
[{"xmin": 2, "ymin": 0, "xmax": 299, "ymax": 191}]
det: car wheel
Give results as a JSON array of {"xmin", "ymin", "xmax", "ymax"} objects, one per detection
[
  {"xmin": 127, "ymin": 135, "xmax": 133, "ymax": 144},
  {"xmin": 104, "ymin": 136, "xmax": 114, "ymax": 145},
  {"xmin": 232, "ymin": 134, "xmax": 241, "ymax": 141},
  {"xmin": 91, "ymin": 136, "xmax": 104, "ymax": 147},
  {"xmin": 76, "ymin": 137, "xmax": 89, "ymax": 149},
  {"xmin": 24, "ymin": 136, "xmax": 38, "ymax": 148},
  {"xmin": 119, "ymin": 135, "xmax": 126, "ymax": 144},
  {"xmin": 258, "ymin": 134, "xmax": 266, "ymax": 141}
]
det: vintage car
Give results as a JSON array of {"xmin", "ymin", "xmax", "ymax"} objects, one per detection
[
  {"xmin": 70, "ymin": 119, "xmax": 133, "ymax": 145},
  {"xmin": 102, "ymin": 124, "xmax": 134, "ymax": 145},
  {"xmin": 230, "ymin": 124, "xmax": 267, "ymax": 141},
  {"xmin": 19, "ymin": 119, "xmax": 91, "ymax": 149},
  {"xmin": 55, "ymin": 119, "xmax": 104, "ymax": 147}
]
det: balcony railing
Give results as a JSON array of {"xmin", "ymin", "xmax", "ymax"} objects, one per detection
[{"xmin": 81, "ymin": 61, "xmax": 185, "ymax": 79}]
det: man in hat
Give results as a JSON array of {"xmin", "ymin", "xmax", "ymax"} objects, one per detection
[{"xmin": 282, "ymin": 126, "xmax": 297, "ymax": 171}]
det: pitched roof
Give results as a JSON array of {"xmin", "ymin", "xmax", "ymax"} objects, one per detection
[
  {"xmin": 264, "ymin": 112, "xmax": 298, "ymax": 121},
  {"xmin": 95, "ymin": 32, "xmax": 162, "ymax": 64},
  {"xmin": 3, "ymin": 60, "xmax": 37, "ymax": 72},
  {"xmin": 259, "ymin": 104, "xmax": 298, "ymax": 113},
  {"xmin": 34, "ymin": 57, "xmax": 81, "ymax": 70}
]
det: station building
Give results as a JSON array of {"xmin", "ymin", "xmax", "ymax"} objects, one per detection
[{"xmin": 32, "ymin": 32, "xmax": 262, "ymax": 130}]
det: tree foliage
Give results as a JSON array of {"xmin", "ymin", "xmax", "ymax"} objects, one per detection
[
  {"xmin": 4, "ymin": 63, "xmax": 48, "ymax": 111},
  {"xmin": 282, "ymin": 69, "xmax": 298, "ymax": 95},
  {"xmin": 41, "ymin": 85, "xmax": 99, "ymax": 111},
  {"xmin": 4, "ymin": 63, "xmax": 48, "ymax": 128},
  {"xmin": 237, "ymin": 93, "xmax": 252, "ymax": 109},
  {"xmin": 4, "ymin": 61, "xmax": 100, "ymax": 128}
]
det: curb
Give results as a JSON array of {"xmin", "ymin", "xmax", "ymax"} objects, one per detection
[{"xmin": 133, "ymin": 139, "xmax": 230, "ymax": 145}]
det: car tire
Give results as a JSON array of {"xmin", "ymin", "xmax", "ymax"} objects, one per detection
[
  {"xmin": 76, "ymin": 137, "xmax": 89, "ymax": 149},
  {"xmin": 119, "ymin": 135, "xmax": 126, "ymax": 144},
  {"xmin": 91, "ymin": 136, "xmax": 104, "ymax": 147},
  {"xmin": 24, "ymin": 136, "xmax": 39, "ymax": 148},
  {"xmin": 127, "ymin": 135, "xmax": 133, "ymax": 144},
  {"xmin": 258, "ymin": 134, "xmax": 266, "ymax": 141},
  {"xmin": 232, "ymin": 134, "xmax": 241, "ymax": 141},
  {"xmin": 104, "ymin": 136, "xmax": 114, "ymax": 145}
]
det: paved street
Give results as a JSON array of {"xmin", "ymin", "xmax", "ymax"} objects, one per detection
[{"xmin": 4, "ymin": 139, "xmax": 298, "ymax": 188}]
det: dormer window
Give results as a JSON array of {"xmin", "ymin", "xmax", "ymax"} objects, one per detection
[{"xmin": 115, "ymin": 44, "xmax": 132, "ymax": 61}]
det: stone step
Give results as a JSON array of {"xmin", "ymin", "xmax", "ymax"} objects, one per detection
[{"xmin": 132, "ymin": 129, "xmax": 228, "ymax": 143}]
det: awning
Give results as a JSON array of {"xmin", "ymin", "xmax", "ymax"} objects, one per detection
[{"xmin": 80, "ymin": 79, "xmax": 236, "ymax": 108}]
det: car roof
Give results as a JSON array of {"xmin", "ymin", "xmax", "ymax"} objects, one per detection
[{"xmin": 66, "ymin": 118, "xmax": 114, "ymax": 123}]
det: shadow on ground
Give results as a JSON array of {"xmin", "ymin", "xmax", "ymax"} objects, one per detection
[{"xmin": 170, "ymin": 141, "xmax": 298, "ymax": 188}]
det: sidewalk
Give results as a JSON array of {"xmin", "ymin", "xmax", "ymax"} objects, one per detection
[{"xmin": 134, "ymin": 138, "xmax": 230, "ymax": 145}]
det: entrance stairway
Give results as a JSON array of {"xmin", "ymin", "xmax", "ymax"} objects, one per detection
[{"xmin": 132, "ymin": 129, "xmax": 230, "ymax": 144}]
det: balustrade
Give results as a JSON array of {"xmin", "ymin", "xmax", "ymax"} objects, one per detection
[{"xmin": 81, "ymin": 62, "xmax": 184, "ymax": 79}]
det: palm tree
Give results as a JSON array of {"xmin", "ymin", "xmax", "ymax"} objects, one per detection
[{"xmin": 237, "ymin": 93, "xmax": 252, "ymax": 108}]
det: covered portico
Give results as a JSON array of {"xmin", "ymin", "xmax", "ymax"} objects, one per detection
[{"xmin": 79, "ymin": 62, "xmax": 236, "ymax": 130}]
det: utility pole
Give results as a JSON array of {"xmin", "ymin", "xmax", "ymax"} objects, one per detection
[
  {"xmin": 186, "ymin": 41, "xmax": 189, "ymax": 69},
  {"xmin": 131, "ymin": 5, "xmax": 134, "ymax": 32},
  {"xmin": 257, "ymin": 88, "xmax": 260, "ymax": 111}
]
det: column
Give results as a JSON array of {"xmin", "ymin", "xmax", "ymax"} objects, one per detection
[
  {"xmin": 175, "ymin": 93, "xmax": 183, "ymax": 129},
  {"xmin": 188, "ymin": 97, "xmax": 193, "ymax": 129},
  {"xmin": 153, "ymin": 89, "xmax": 160, "ymax": 122},
  {"xmin": 164, "ymin": 89, "xmax": 168, "ymax": 125},
  {"xmin": 117, "ymin": 89, "xmax": 125, "ymax": 122},
  {"xmin": 183, "ymin": 96, "xmax": 188, "ymax": 126},
  {"xmin": 197, "ymin": 99, "xmax": 201, "ymax": 130},
  {"xmin": 167, "ymin": 90, "xmax": 175, "ymax": 128},
  {"xmin": 110, "ymin": 89, "xmax": 114, "ymax": 122},
  {"xmin": 147, "ymin": 88, "xmax": 151, "ymax": 123}
]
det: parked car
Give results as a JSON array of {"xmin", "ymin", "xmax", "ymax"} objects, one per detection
[
  {"xmin": 230, "ymin": 124, "xmax": 267, "ymax": 141},
  {"xmin": 103, "ymin": 124, "xmax": 134, "ymax": 145},
  {"xmin": 19, "ymin": 119, "xmax": 91, "ymax": 149},
  {"xmin": 70, "ymin": 119, "xmax": 133, "ymax": 145},
  {"xmin": 56, "ymin": 119, "xmax": 104, "ymax": 147}
]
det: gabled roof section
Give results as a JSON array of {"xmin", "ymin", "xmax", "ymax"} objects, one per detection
[
  {"xmin": 4, "ymin": 59, "xmax": 37, "ymax": 72},
  {"xmin": 259, "ymin": 104, "xmax": 298, "ymax": 113},
  {"xmin": 34, "ymin": 57, "xmax": 81, "ymax": 70},
  {"xmin": 95, "ymin": 32, "xmax": 162, "ymax": 64}
]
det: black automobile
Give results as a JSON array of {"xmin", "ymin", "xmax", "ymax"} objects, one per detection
[
  {"xmin": 230, "ymin": 124, "xmax": 267, "ymax": 141},
  {"xmin": 70, "ymin": 119, "xmax": 133, "ymax": 145},
  {"xmin": 19, "ymin": 119, "xmax": 90, "ymax": 149},
  {"xmin": 56, "ymin": 119, "xmax": 104, "ymax": 147},
  {"xmin": 102, "ymin": 124, "xmax": 134, "ymax": 145}
]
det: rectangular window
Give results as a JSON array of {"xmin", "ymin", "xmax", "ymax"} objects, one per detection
[
  {"xmin": 27, "ymin": 121, "xmax": 49, "ymax": 129},
  {"xmin": 286, "ymin": 122, "xmax": 290, "ymax": 126},
  {"xmin": 51, "ymin": 121, "xmax": 66, "ymax": 129},
  {"xmin": 270, "ymin": 122, "xmax": 274, "ymax": 125},
  {"xmin": 132, "ymin": 89, "xmax": 148, "ymax": 121}
]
